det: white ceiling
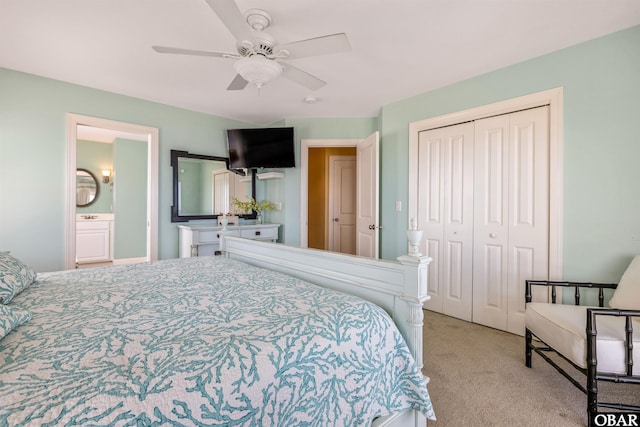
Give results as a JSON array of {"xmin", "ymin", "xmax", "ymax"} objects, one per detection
[{"xmin": 2, "ymin": 1, "xmax": 639, "ymax": 125}]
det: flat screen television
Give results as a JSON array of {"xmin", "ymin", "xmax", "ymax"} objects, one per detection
[{"xmin": 226, "ymin": 127, "xmax": 295, "ymax": 169}]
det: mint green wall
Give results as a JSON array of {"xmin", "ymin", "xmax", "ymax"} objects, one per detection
[
  {"xmin": 76, "ymin": 140, "xmax": 113, "ymax": 214},
  {"xmin": 1, "ymin": 24, "xmax": 638, "ymax": 282},
  {"xmin": 113, "ymin": 138, "xmax": 147, "ymax": 260},
  {"xmin": 0, "ymin": 67, "xmax": 249, "ymax": 272},
  {"xmin": 378, "ymin": 25, "xmax": 640, "ymax": 282}
]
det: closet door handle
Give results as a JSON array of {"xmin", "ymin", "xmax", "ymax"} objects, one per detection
[{"xmin": 489, "ymin": 233, "xmax": 497, "ymax": 238}]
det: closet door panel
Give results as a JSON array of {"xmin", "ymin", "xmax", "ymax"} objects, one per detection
[
  {"xmin": 425, "ymin": 238, "xmax": 442, "ymax": 305},
  {"xmin": 445, "ymin": 133, "xmax": 466, "ymax": 224},
  {"xmin": 442, "ymin": 124, "xmax": 474, "ymax": 321},
  {"xmin": 482, "ymin": 244, "xmax": 506, "ymax": 308},
  {"xmin": 413, "ymin": 104, "xmax": 551, "ymax": 335},
  {"xmin": 509, "ymin": 246, "xmax": 535, "ymax": 329},
  {"xmin": 506, "ymin": 107, "xmax": 550, "ymax": 334},
  {"xmin": 444, "ymin": 241, "xmax": 464, "ymax": 298},
  {"xmin": 473, "ymin": 115, "xmax": 510, "ymax": 330},
  {"xmin": 419, "ymin": 129, "xmax": 444, "ymax": 312}
]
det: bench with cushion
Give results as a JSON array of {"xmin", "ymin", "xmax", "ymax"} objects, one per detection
[{"xmin": 525, "ymin": 255, "xmax": 640, "ymax": 426}]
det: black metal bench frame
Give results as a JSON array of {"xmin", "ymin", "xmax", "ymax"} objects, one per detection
[{"xmin": 525, "ymin": 280, "xmax": 640, "ymax": 426}]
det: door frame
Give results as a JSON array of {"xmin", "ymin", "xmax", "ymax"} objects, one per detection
[
  {"xmin": 408, "ymin": 87, "xmax": 563, "ymax": 280},
  {"xmin": 65, "ymin": 113, "xmax": 159, "ymax": 270},
  {"xmin": 300, "ymin": 139, "xmax": 359, "ymax": 248}
]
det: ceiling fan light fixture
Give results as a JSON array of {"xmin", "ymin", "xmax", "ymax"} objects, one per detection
[
  {"xmin": 234, "ymin": 56, "xmax": 282, "ymax": 88},
  {"xmin": 152, "ymin": 3, "xmax": 351, "ymax": 92}
]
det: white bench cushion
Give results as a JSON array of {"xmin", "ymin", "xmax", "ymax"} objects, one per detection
[
  {"xmin": 608, "ymin": 255, "xmax": 640, "ymax": 310},
  {"xmin": 526, "ymin": 302, "xmax": 640, "ymax": 375}
]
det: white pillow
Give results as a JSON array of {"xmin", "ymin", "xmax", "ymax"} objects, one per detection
[{"xmin": 608, "ymin": 255, "xmax": 640, "ymax": 310}]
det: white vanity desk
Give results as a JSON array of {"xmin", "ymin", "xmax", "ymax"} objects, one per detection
[
  {"xmin": 178, "ymin": 223, "xmax": 280, "ymax": 258},
  {"xmin": 76, "ymin": 213, "xmax": 114, "ymax": 265}
]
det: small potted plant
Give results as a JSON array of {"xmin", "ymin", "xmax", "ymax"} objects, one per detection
[{"xmin": 232, "ymin": 198, "xmax": 275, "ymax": 224}]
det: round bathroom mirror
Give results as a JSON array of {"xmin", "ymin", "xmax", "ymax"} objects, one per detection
[{"xmin": 76, "ymin": 168, "xmax": 99, "ymax": 207}]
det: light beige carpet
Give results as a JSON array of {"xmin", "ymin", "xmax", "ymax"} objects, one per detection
[{"xmin": 423, "ymin": 310, "xmax": 640, "ymax": 426}]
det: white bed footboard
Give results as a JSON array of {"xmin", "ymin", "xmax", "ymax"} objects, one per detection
[{"xmin": 223, "ymin": 236, "xmax": 432, "ymax": 427}]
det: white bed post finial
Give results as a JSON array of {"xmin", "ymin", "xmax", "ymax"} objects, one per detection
[{"xmin": 407, "ymin": 217, "xmax": 423, "ymax": 257}]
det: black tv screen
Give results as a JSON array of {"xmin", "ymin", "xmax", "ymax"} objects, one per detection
[{"xmin": 227, "ymin": 127, "xmax": 295, "ymax": 169}]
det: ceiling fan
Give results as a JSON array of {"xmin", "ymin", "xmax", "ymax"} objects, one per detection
[{"xmin": 152, "ymin": 0, "xmax": 351, "ymax": 91}]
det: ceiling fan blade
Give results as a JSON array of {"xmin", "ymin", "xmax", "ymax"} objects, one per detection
[
  {"xmin": 152, "ymin": 46, "xmax": 237, "ymax": 58},
  {"xmin": 280, "ymin": 62, "xmax": 326, "ymax": 91},
  {"xmin": 205, "ymin": 0, "xmax": 251, "ymax": 41},
  {"xmin": 227, "ymin": 74, "xmax": 249, "ymax": 90},
  {"xmin": 278, "ymin": 33, "xmax": 351, "ymax": 60}
]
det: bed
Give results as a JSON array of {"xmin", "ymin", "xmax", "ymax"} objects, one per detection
[{"xmin": 0, "ymin": 237, "xmax": 435, "ymax": 426}]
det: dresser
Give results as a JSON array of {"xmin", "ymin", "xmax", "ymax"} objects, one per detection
[{"xmin": 178, "ymin": 223, "xmax": 280, "ymax": 258}]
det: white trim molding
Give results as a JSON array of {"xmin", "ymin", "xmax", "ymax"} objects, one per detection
[{"xmin": 66, "ymin": 113, "xmax": 159, "ymax": 270}]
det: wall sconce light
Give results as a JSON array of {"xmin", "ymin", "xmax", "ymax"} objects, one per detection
[{"xmin": 102, "ymin": 169, "xmax": 111, "ymax": 184}]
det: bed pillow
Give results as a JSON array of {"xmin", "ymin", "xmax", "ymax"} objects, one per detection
[
  {"xmin": 0, "ymin": 253, "xmax": 37, "ymax": 304},
  {"xmin": 608, "ymin": 255, "xmax": 640, "ymax": 310},
  {"xmin": 0, "ymin": 304, "xmax": 32, "ymax": 340}
]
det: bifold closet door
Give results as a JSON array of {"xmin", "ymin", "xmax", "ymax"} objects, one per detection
[
  {"xmin": 472, "ymin": 106, "xmax": 549, "ymax": 335},
  {"xmin": 419, "ymin": 122, "xmax": 474, "ymax": 321}
]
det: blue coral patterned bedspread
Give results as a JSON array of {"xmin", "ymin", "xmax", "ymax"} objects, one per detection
[{"xmin": 0, "ymin": 256, "xmax": 434, "ymax": 426}]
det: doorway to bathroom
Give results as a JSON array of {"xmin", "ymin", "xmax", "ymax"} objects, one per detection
[{"xmin": 64, "ymin": 114, "xmax": 158, "ymax": 270}]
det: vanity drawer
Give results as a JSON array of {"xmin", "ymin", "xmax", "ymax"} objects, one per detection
[
  {"xmin": 196, "ymin": 230, "xmax": 220, "ymax": 244},
  {"xmin": 240, "ymin": 227, "xmax": 275, "ymax": 240},
  {"xmin": 197, "ymin": 229, "xmax": 239, "ymax": 243}
]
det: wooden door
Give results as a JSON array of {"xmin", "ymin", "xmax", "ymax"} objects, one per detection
[
  {"xmin": 328, "ymin": 155, "xmax": 356, "ymax": 254},
  {"xmin": 473, "ymin": 106, "xmax": 549, "ymax": 334},
  {"xmin": 356, "ymin": 132, "xmax": 380, "ymax": 258},
  {"xmin": 419, "ymin": 123, "xmax": 474, "ymax": 321}
]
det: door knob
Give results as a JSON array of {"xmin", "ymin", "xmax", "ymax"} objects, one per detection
[
  {"xmin": 489, "ymin": 233, "xmax": 497, "ymax": 238},
  {"xmin": 333, "ymin": 218, "xmax": 339, "ymax": 222}
]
